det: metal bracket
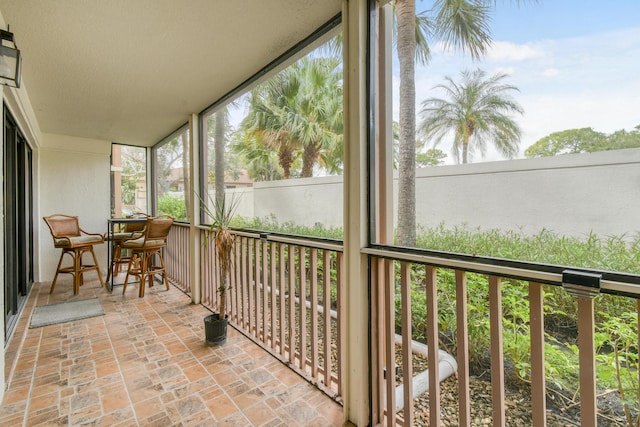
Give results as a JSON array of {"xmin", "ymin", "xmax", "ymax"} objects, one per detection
[{"xmin": 562, "ymin": 269, "xmax": 602, "ymax": 300}]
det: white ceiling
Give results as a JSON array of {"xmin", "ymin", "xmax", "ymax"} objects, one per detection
[{"xmin": 0, "ymin": 0, "xmax": 342, "ymax": 146}]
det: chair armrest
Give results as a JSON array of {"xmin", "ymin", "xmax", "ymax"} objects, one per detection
[
  {"xmin": 79, "ymin": 228, "xmax": 105, "ymax": 242},
  {"xmin": 121, "ymin": 232, "xmax": 145, "ymax": 244}
]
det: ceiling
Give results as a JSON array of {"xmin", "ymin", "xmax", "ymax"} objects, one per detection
[{"xmin": 0, "ymin": 0, "xmax": 342, "ymax": 146}]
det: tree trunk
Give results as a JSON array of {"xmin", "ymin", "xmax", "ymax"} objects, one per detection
[
  {"xmin": 301, "ymin": 143, "xmax": 319, "ymax": 177},
  {"xmin": 279, "ymin": 144, "xmax": 293, "ymax": 179},
  {"xmin": 214, "ymin": 110, "xmax": 226, "ymax": 205},
  {"xmin": 396, "ymin": 0, "xmax": 417, "ymax": 247}
]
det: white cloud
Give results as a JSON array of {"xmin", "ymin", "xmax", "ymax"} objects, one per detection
[
  {"xmin": 494, "ymin": 66, "xmax": 515, "ymax": 76},
  {"xmin": 541, "ymin": 68, "xmax": 559, "ymax": 77},
  {"xmin": 486, "ymin": 41, "xmax": 545, "ymax": 62}
]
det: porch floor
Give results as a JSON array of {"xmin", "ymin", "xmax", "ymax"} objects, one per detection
[{"xmin": 1, "ymin": 276, "xmax": 345, "ymax": 426}]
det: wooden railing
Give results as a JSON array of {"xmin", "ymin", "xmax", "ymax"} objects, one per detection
[
  {"xmin": 166, "ymin": 224, "xmax": 640, "ymax": 425},
  {"xmin": 165, "ymin": 222, "xmax": 191, "ymax": 294},
  {"xmin": 199, "ymin": 228, "xmax": 345, "ymax": 400},
  {"xmin": 366, "ymin": 246, "xmax": 640, "ymax": 427}
]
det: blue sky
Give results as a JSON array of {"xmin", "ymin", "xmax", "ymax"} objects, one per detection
[
  {"xmin": 490, "ymin": 0, "xmax": 640, "ymax": 42},
  {"xmin": 402, "ymin": 0, "xmax": 640, "ymax": 162}
]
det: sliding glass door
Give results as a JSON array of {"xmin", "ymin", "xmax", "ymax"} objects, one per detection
[{"xmin": 4, "ymin": 106, "xmax": 33, "ymax": 343}]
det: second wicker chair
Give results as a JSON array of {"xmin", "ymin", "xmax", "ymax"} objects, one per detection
[{"xmin": 121, "ymin": 215, "xmax": 174, "ymax": 297}]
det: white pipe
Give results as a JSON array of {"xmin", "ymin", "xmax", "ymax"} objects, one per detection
[{"xmin": 393, "ymin": 334, "xmax": 458, "ymax": 412}]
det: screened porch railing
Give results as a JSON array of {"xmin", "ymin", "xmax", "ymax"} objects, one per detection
[
  {"xmin": 365, "ymin": 246, "xmax": 640, "ymax": 427},
  {"xmin": 165, "ymin": 222, "xmax": 191, "ymax": 294},
  {"xmin": 199, "ymin": 228, "xmax": 345, "ymax": 400},
  {"xmin": 165, "ymin": 224, "xmax": 640, "ymax": 426}
]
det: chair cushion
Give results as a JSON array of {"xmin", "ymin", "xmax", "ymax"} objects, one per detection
[
  {"xmin": 54, "ymin": 235, "xmax": 103, "ymax": 248},
  {"xmin": 106, "ymin": 232, "xmax": 137, "ymax": 241},
  {"xmin": 121, "ymin": 237, "xmax": 166, "ymax": 249}
]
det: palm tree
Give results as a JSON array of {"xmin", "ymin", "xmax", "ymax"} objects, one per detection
[
  {"xmin": 285, "ymin": 57, "xmax": 343, "ymax": 177},
  {"xmin": 242, "ymin": 78, "xmax": 301, "ymax": 179},
  {"xmin": 419, "ymin": 68, "xmax": 523, "ymax": 164},
  {"xmin": 394, "ymin": 0, "xmax": 492, "ymax": 247},
  {"xmin": 241, "ymin": 56, "xmax": 343, "ymax": 178},
  {"xmin": 232, "ymin": 131, "xmax": 283, "ymax": 181}
]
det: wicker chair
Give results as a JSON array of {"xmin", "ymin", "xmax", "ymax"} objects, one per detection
[
  {"xmin": 107, "ymin": 212, "xmax": 149, "ymax": 279},
  {"xmin": 121, "ymin": 215, "xmax": 174, "ymax": 297},
  {"xmin": 43, "ymin": 214, "xmax": 105, "ymax": 295}
]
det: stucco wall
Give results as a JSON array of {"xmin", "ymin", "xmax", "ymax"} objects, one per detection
[
  {"xmin": 235, "ymin": 148, "xmax": 640, "ymax": 240},
  {"xmin": 39, "ymin": 134, "xmax": 111, "ymax": 282},
  {"xmin": 413, "ymin": 148, "xmax": 640, "ymax": 239}
]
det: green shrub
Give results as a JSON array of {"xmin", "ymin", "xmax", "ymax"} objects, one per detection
[{"xmin": 157, "ymin": 194, "xmax": 187, "ymax": 221}]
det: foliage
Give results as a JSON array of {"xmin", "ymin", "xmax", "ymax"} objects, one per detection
[
  {"xmin": 119, "ymin": 145, "xmax": 146, "ymax": 207},
  {"xmin": 525, "ymin": 125, "xmax": 640, "ymax": 158},
  {"xmin": 239, "ymin": 55, "xmax": 343, "ymax": 179},
  {"xmin": 231, "ymin": 131, "xmax": 284, "ymax": 181},
  {"xmin": 419, "ymin": 68, "xmax": 523, "ymax": 164},
  {"xmin": 233, "ymin": 214, "xmax": 343, "ymax": 240},
  {"xmin": 416, "ymin": 148, "xmax": 447, "ymax": 167},
  {"xmin": 157, "ymin": 194, "xmax": 187, "ymax": 222},
  {"xmin": 201, "ymin": 194, "xmax": 241, "ymax": 315},
  {"xmin": 416, "ymin": 223, "xmax": 640, "ymax": 275},
  {"xmin": 391, "ymin": 121, "xmax": 447, "ymax": 168},
  {"xmin": 595, "ymin": 309, "xmax": 640, "ymax": 425},
  {"xmin": 155, "ymin": 131, "xmax": 188, "ymax": 196}
]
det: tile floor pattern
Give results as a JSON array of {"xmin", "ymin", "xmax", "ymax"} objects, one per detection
[{"xmin": 1, "ymin": 276, "xmax": 345, "ymax": 426}]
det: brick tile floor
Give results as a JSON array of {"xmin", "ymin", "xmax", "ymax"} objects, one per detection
[{"xmin": 1, "ymin": 276, "xmax": 345, "ymax": 426}]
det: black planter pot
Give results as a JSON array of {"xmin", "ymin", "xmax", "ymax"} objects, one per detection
[{"xmin": 204, "ymin": 313, "xmax": 228, "ymax": 346}]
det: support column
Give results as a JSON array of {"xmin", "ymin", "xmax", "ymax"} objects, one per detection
[
  {"xmin": 342, "ymin": 0, "xmax": 370, "ymax": 424},
  {"xmin": 188, "ymin": 113, "xmax": 202, "ymax": 304}
]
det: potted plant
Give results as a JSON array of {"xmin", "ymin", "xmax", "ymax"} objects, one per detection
[{"xmin": 201, "ymin": 194, "xmax": 240, "ymax": 346}]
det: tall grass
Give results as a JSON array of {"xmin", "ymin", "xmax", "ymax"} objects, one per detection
[{"xmin": 417, "ymin": 223, "xmax": 640, "ymax": 275}]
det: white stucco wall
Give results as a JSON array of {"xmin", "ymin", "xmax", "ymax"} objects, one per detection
[
  {"xmin": 413, "ymin": 148, "xmax": 640, "ymax": 239},
  {"xmin": 235, "ymin": 148, "xmax": 640, "ymax": 241},
  {"xmin": 39, "ymin": 133, "xmax": 112, "ymax": 282},
  {"xmin": 251, "ymin": 175, "xmax": 344, "ymax": 228}
]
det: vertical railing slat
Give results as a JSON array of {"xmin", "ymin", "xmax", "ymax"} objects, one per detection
[
  {"xmin": 228, "ymin": 237, "xmax": 236, "ymax": 322},
  {"xmin": 489, "ymin": 275, "xmax": 506, "ymax": 427},
  {"xmin": 279, "ymin": 243, "xmax": 286, "ymax": 358},
  {"xmin": 323, "ymin": 250, "xmax": 332, "ymax": 390},
  {"xmin": 400, "ymin": 261, "xmax": 413, "ymax": 425},
  {"xmin": 249, "ymin": 239, "xmax": 263, "ymax": 341},
  {"xmin": 425, "ymin": 266, "xmax": 440, "ymax": 426},
  {"xmin": 455, "ymin": 270, "xmax": 471, "ymax": 426},
  {"xmin": 310, "ymin": 248, "xmax": 319, "ymax": 380},
  {"xmin": 288, "ymin": 244, "xmax": 296, "ymax": 366},
  {"xmin": 299, "ymin": 247, "xmax": 307, "ymax": 371},
  {"xmin": 370, "ymin": 257, "xmax": 381, "ymax": 424},
  {"xmin": 270, "ymin": 241, "xmax": 277, "ymax": 351},
  {"xmin": 578, "ymin": 297, "xmax": 598, "ymax": 427},
  {"xmin": 261, "ymin": 238, "xmax": 268, "ymax": 341},
  {"xmin": 241, "ymin": 237, "xmax": 249, "ymax": 329},
  {"xmin": 233, "ymin": 238, "xmax": 241, "ymax": 324},
  {"xmin": 529, "ymin": 282, "xmax": 547, "ymax": 427},
  {"xmin": 385, "ymin": 259, "xmax": 396, "ymax": 426},
  {"xmin": 336, "ymin": 251, "xmax": 345, "ymax": 398}
]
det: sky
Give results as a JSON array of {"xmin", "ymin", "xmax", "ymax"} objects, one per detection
[{"xmin": 400, "ymin": 0, "xmax": 640, "ymax": 163}]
